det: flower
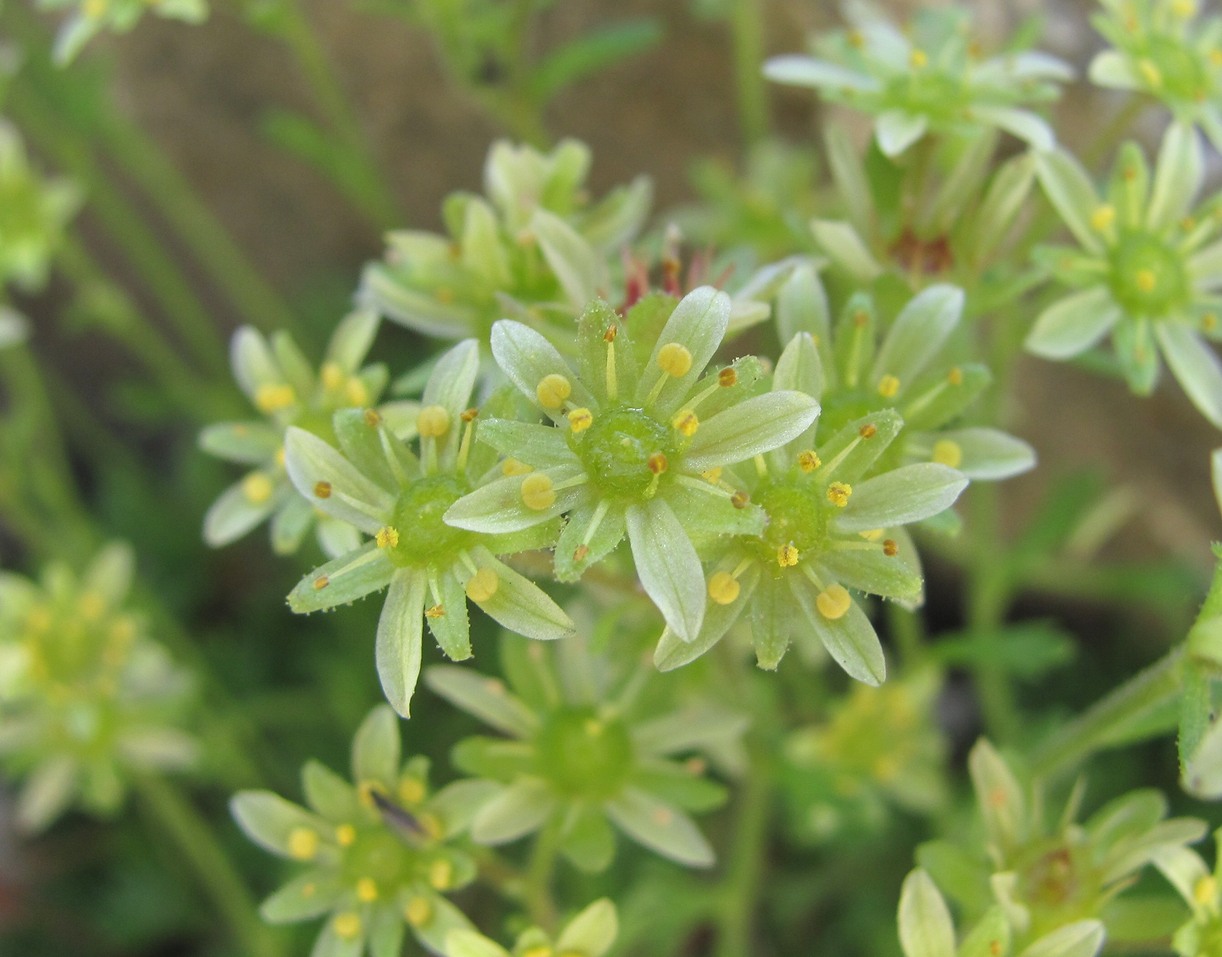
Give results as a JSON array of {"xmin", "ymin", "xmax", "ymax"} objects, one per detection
[
  {"xmin": 445, "ymin": 897, "xmax": 618, "ymax": 957},
  {"xmin": 1027, "ymin": 123, "xmax": 1222, "ymax": 428},
  {"xmin": 231, "ymin": 706, "xmax": 478, "ymax": 957},
  {"xmin": 36, "ymin": 0, "xmax": 209, "ymax": 64},
  {"xmin": 283, "ymin": 338, "xmax": 574, "ymax": 717},
  {"xmin": 425, "ymin": 634, "xmax": 746, "ymax": 870},
  {"xmin": 1154, "ymin": 827, "xmax": 1222, "ymax": 957},
  {"xmin": 0, "ymin": 306, "xmax": 28, "ymax": 349},
  {"xmin": 0, "ymin": 119, "xmax": 79, "ymax": 292},
  {"xmin": 1090, "ymin": 0, "xmax": 1222, "ymax": 152},
  {"xmin": 444, "ymin": 286, "xmax": 820, "ymax": 643},
  {"xmin": 0, "ymin": 542, "xmax": 196, "ymax": 832},
  {"xmin": 764, "ymin": 2, "xmax": 1070, "ymax": 157},
  {"xmin": 655, "ymin": 321, "xmax": 969, "ymax": 680},
  {"xmin": 201, "ymin": 310, "xmax": 410, "ymax": 557},
  {"xmin": 359, "ymin": 139, "xmax": 651, "ymax": 348},
  {"xmin": 919, "ymin": 740, "xmax": 1206, "ymax": 946}
]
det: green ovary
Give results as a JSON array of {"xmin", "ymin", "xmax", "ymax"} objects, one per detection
[
  {"xmin": 572, "ymin": 406, "xmax": 674, "ymax": 501},
  {"xmin": 1109, "ymin": 232, "xmax": 1188, "ymax": 317},
  {"xmin": 385, "ymin": 475, "xmax": 471, "ymax": 568},
  {"xmin": 1141, "ymin": 36, "xmax": 1210, "ymax": 101},
  {"xmin": 752, "ymin": 480, "xmax": 829, "ymax": 562},
  {"xmin": 536, "ymin": 706, "xmax": 634, "ymax": 799},
  {"xmin": 343, "ymin": 827, "xmax": 413, "ymax": 885}
]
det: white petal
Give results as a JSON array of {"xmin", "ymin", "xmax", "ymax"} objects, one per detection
[
  {"xmin": 971, "ymin": 106, "xmax": 1055, "ymax": 152},
  {"xmin": 284, "ymin": 427, "xmax": 393, "ymax": 534},
  {"xmin": 626, "ymin": 499, "xmax": 705, "ymax": 642},
  {"xmin": 1035, "ymin": 149, "xmax": 1105, "ymax": 253},
  {"xmin": 376, "ymin": 573, "xmax": 428, "ymax": 717},
  {"xmin": 1147, "ymin": 123, "xmax": 1203, "ymax": 233},
  {"xmin": 604, "ymin": 788, "xmax": 714, "ymax": 867},
  {"xmin": 763, "ymin": 55, "xmax": 880, "ymax": 92},
  {"xmin": 685, "ymin": 391, "xmax": 820, "ymax": 470},
  {"xmin": 834, "ymin": 463, "xmax": 968, "ymax": 532},
  {"xmin": 1025, "ymin": 288, "xmax": 1121, "ymax": 360},
  {"xmin": 876, "ymin": 110, "xmax": 928, "ymax": 157},
  {"xmin": 1155, "ymin": 322, "xmax": 1222, "ymax": 428},
  {"xmin": 898, "ymin": 870, "xmax": 956, "ymax": 957},
  {"xmin": 872, "ymin": 285, "xmax": 963, "ymax": 386},
  {"xmin": 640, "ymin": 286, "xmax": 731, "ymax": 418}
]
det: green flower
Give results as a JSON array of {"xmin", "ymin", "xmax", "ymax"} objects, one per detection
[
  {"xmin": 655, "ymin": 320, "xmax": 969, "ymax": 680},
  {"xmin": 359, "ymin": 139, "xmax": 650, "ymax": 347},
  {"xmin": 232, "ymin": 706, "xmax": 479, "ymax": 957},
  {"xmin": 1155, "ymin": 828, "xmax": 1222, "ymax": 957},
  {"xmin": 0, "ymin": 543, "xmax": 196, "ymax": 832},
  {"xmin": 284, "ymin": 339, "xmax": 574, "ymax": 717},
  {"xmin": 444, "ymin": 287, "xmax": 820, "ymax": 643},
  {"xmin": 1027, "ymin": 123, "xmax": 1222, "ymax": 428},
  {"xmin": 1090, "ymin": 0, "xmax": 1222, "ymax": 152},
  {"xmin": 764, "ymin": 4, "xmax": 1069, "ymax": 157},
  {"xmin": 426, "ymin": 636, "xmax": 746, "ymax": 870},
  {"xmin": 919, "ymin": 740, "xmax": 1206, "ymax": 947},
  {"xmin": 201, "ymin": 311, "xmax": 409, "ymax": 557},
  {"xmin": 0, "ymin": 119, "xmax": 79, "ymax": 292},
  {"xmin": 37, "ymin": 0, "xmax": 208, "ymax": 64},
  {"xmin": 445, "ymin": 898, "xmax": 617, "ymax": 957}
]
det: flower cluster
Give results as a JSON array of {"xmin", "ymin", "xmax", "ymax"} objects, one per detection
[
  {"xmin": 445, "ymin": 897, "xmax": 618, "ymax": 957},
  {"xmin": 764, "ymin": 3, "xmax": 1069, "ymax": 157},
  {"xmin": 1027, "ymin": 123, "xmax": 1222, "ymax": 428},
  {"xmin": 0, "ymin": 543, "xmax": 195, "ymax": 831},
  {"xmin": 0, "ymin": 119, "xmax": 79, "ymax": 293},
  {"xmin": 36, "ymin": 0, "xmax": 208, "ymax": 64},
  {"xmin": 1155, "ymin": 827, "xmax": 1222, "ymax": 957},
  {"xmin": 232, "ymin": 706, "xmax": 478, "ymax": 957},
  {"xmin": 201, "ymin": 310, "xmax": 410, "ymax": 557}
]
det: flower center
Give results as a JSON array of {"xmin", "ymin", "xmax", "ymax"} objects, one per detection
[
  {"xmin": 571, "ymin": 406, "xmax": 675, "ymax": 501},
  {"xmin": 342, "ymin": 826, "xmax": 414, "ymax": 886},
  {"xmin": 535, "ymin": 706, "xmax": 634, "ymax": 799},
  {"xmin": 1139, "ymin": 35, "xmax": 1211, "ymax": 101},
  {"xmin": 752, "ymin": 480, "xmax": 829, "ymax": 564},
  {"xmin": 384, "ymin": 475, "xmax": 471, "ymax": 568},
  {"xmin": 1109, "ymin": 231, "xmax": 1188, "ymax": 317}
]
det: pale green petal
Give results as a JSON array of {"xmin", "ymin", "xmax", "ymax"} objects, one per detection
[
  {"xmin": 271, "ymin": 333, "xmax": 314, "ymax": 398},
  {"xmin": 359, "ymin": 262, "xmax": 478, "ymax": 339},
  {"xmin": 422, "ymin": 339, "xmax": 480, "ymax": 442},
  {"xmin": 553, "ymin": 500, "xmax": 627, "ymax": 581},
  {"xmin": 284, "ymin": 427, "xmax": 393, "ymax": 534},
  {"xmin": 1189, "ymin": 239, "xmax": 1222, "ymax": 287},
  {"xmin": 927, "ymin": 428, "xmax": 1036, "ymax": 481},
  {"xmin": 310, "ymin": 915, "xmax": 365, "ymax": 957},
  {"xmin": 1148, "ymin": 123, "xmax": 1203, "ymax": 233},
  {"xmin": 971, "ymin": 106, "xmax": 1054, "ymax": 152},
  {"xmin": 604, "ymin": 787, "xmax": 713, "ymax": 867},
  {"xmin": 302, "ymin": 761, "xmax": 361, "ymax": 820},
  {"xmin": 633, "ymin": 706, "xmax": 749, "ymax": 759},
  {"xmin": 1214, "ymin": 448, "xmax": 1222, "ymax": 520},
  {"xmin": 260, "ymin": 870, "xmax": 343, "ymax": 923},
  {"xmin": 490, "ymin": 320, "xmax": 593, "ymax": 414},
  {"xmin": 871, "ymin": 285, "xmax": 963, "ymax": 387},
  {"xmin": 532, "ymin": 209, "xmax": 602, "ymax": 310},
  {"xmin": 376, "ymin": 572, "xmax": 428, "ymax": 718},
  {"xmin": 468, "ymin": 549, "xmax": 575, "ymax": 641},
  {"xmin": 425, "ymin": 665, "xmax": 539, "ymax": 738},
  {"xmin": 474, "ymin": 419, "xmax": 572, "ymax": 467},
  {"xmin": 810, "ymin": 219, "xmax": 884, "ymax": 281},
  {"xmin": 0, "ymin": 307, "xmax": 28, "ymax": 349},
  {"xmin": 653, "ymin": 565, "xmax": 759, "ymax": 672},
  {"xmin": 1152, "ymin": 845, "xmax": 1210, "ymax": 907},
  {"xmin": 1155, "ymin": 322, "xmax": 1222, "ymax": 429},
  {"xmin": 898, "ymin": 870, "xmax": 956, "ymax": 957},
  {"xmin": 316, "ymin": 516, "xmax": 361, "ymax": 560},
  {"xmin": 352, "ymin": 704, "xmax": 401, "ymax": 785},
  {"xmin": 471, "ymin": 778, "xmax": 556, "ymax": 844},
  {"xmin": 834, "ymin": 463, "xmax": 967, "ymax": 532},
  {"xmin": 444, "ymin": 466, "xmax": 587, "ymax": 534},
  {"xmin": 1025, "ymin": 288, "xmax": 1121, "ymax": 360},
  {"xmin": 581, "ymin": 176, "xmax": 652, "ymax": 252},
  {"xmin": 230, "ymin": 326, "xmax": 280, "ymax": 399},
  {"xmin": 626, "ymin": 499, "xmax": 704, "ymax": 642},
  {"xmin": 819, "ymin": 544, "xmax": 922, "ymax": 603},
  {"xmin": 825, "ymin": 126, "xmax": 875, "ymax": 236},
  {"xmin": 445, "ymin": 930, "xmax": 511, "ymax": 957},
  {"xmin": 1088, "ymin": 50, "xmax": 1140, "ymax": 90},
  {"xmin": 775, "ymin": 263, "xmax": 831, "ymax": 345},
  {"xmin": 1035, "ymin": 149, "xmax": 1104, "ymax": 253},
  {"xmin": 199, "ymin": 421, "xmax": 281, "ymax": 464},
  {"xmin": 750, "ymin": 572, "xmax": 796, "ymax": 669},
  {"xmin": 83, "ymin": 541, "xmax": 135, "ymax": 602},
  {"xmin": 203, "ymin": 477, "xmax": 284, "ymax": 547},
  {"xmin": 370, "ymin": 906, "xmax": 407, "ymax": 957},
  {"xmin": 557, "ymin": 899, "xmax": 618, "ymax": 957},
  {"xmin": 876, "ymin": 110, "xmax": 928, "ymax": 157},
  {"xmin": 968, "ymin": 739, "xmax": 1024, "ymax": 852},
  {"xmin": 685, "ymin": 391, "xmax": 820, "ymax": 471},
  {"xmin": 287, "ymin": 543, "xmax": 396, "ymax": 613},
  {"xmin": 325, "ymin": 309, "xmax": 381, "ymax": 373},
  {"xmin": 406, "ymin": 892, "xmax": 476, "ymax": 955},
  {"xmin": 774, "ymin": 331, "xmax": 824, "ymax": 399},
  {"xmin": 1016, "ymin": 921, "xmax": 1105, "ymax": 957},
  {"xmin": 460, "ymin": 199, "xmax": 512, "ymax": 287},
  {"xmin": 790, "ymin": 574, "xmax": 885, "ymax": 685},
  {"xmin": 425, "ymin": 568, "xmax": 472, "ymax": 661},
  {"xmin": 230, "ymin": 790, "xmax": 331, "ymax": 859},
  {"xmin": 762, "ymin": 55, "xmax": 880, "ymax": 92},
  {"xmin": 16, "ymin": 756, "xmax": 77, "ymax": 833},
  {"xmin": 640, "ymin": 286, "xmax": 731, "ymax": 418}
]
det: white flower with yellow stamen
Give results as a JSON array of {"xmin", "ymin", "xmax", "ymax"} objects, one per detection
[
  {"xmin": 444, "ymin": 286, "xmax": 820, "ymax": 644},
  {"xmin": 283, "ymin": 339, "xmax": 574, "ymax": 717}
]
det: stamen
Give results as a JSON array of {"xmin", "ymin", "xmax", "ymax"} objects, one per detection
[
  {"xmin": 947, "ymin": 367, "xmax": 963, "ymax": 386},
  {"xmin": 417, "ymin": 405, "xmax": 450, "ymax": 438},
  {"xmin": 404, "ymin": 897, "xmax": 433, "ymax": 928},
  {"xmin": 333, "ymin": 913, "xmax": 363, "ymax": 940},
  {"xmin": 398, "ymin": 777, "xmax": 426, "ymax": 804},
  {"xmin": 932, "ymin": 439, "xmax": 962, "ymax": 468},
  {"xmin": 536, "ymin": 373, "xmax": 572, "ymax": 410},
  {"xmin": 658, "ymin": 343, "xmax": 693, "ymax": 378},
  {"xmin": 314, "ymin": 480, "xmax": 332, "ymax": 499},
  {"xmin": 521, "ymin": 473, "xmax": 556, "ymax": 510},
  {"xmin": 376, "ymin": 526, "xmax": 400, "ymax": 549},
  {"xmin": 827, "ymin": 482, "xmax": 852, "ymax": 507},
  {"xmin": 1090, "ymin": 205, "xmax": 1116, "ymax": 232},
  {"xmin": 883, "ymin": 539, "xmax": 899, "ymax": 557},
  {"xmin": 1135, "ymin": 268, "xmax": 1157, "ymax": 292},
  {"xmin": 859, "ymin": 528, "xmax": 884, "ymax": 542},
  {"xmin": 502, "ymin": 458, "xmax": 533, "ymax": 476},
  {"xmin": 815, "ymin": 583, "xmax": 852, "ymax": 620},
  {"xmin": 287, "ymin": 827, "xmax": 319, "ymax": 860},
  {"xmin": 719, "ymin": 367, "xmax": 738, "ymax": 387},
  {"xmin": 702, "ymin": 467, "xmax": 723, "ymax": 484},
  {"xmin": 877, "ymin": 374, "xmax": 900, "ymax": 398},
  {"xmin": 335, "ymin": 823, "xmax": 356, "ymax": 846},
  {"xmin": 465, "ymin": 567, "xmax": 499, "ymax": 602},
  {"xmin": 731, "ymin": 490, "xmax": 750, "ymax": 509},
  {"xmin": 909, "ymin": 48, "xmax": 928, "ymax": 69},
  {"xmin": 754, "ymin": 454, "xmax": 769, "ymax": 477},
  {"xmin": 364, "ymin": 408, "xmax": 382, "ymax": 427},
  {"xmin": 797, "ymin": 450, "xmax": 820, "ymax": 473},
  {"xmin": 321, "ymin": 362, "xmax": 344, "ymax": 391},
  {"xmin": 605, "ymin": 324, "xmax": 619, "ymax": 401},
  {"xmin": 648, "ymin": 452, "xmax": 668, "ymax": 474},
  {"xmin": 313, "ymin": 575, "xmax": 330, "ymax": 590},
  {"xmin": 242, "ymin": 472, "xmax": 274, "ymax": 504},
  {"xmin": 356, "ymin": 878, "xmax": 379, "ymax": 902},
  {"xmin": 777, "ymin": 543, "xmax": 800, "ymax": 567},
  {"xmin": 345, "ymin": 378, "xmax": 369, "ymax": 406},
  {"xmin": 425, "ymin": 604, "xmax": 445, "ymax": 618},
  {"xmin": 255, "ymin": 383, "xmax": 296, "ymax": 414},
  {"xmin": 708, "ymin": 571, "xmax": 740, "ymax": 604},
  {"xmin": 673, "ymin": 410, "xmax": 699, "ymax": 436},
  {"xmin": 568, "ymin": 407, "xmax": 593, "ymax": 432},
  {"xmin": 859, "ymin": 423, "xmax": 877, "ymax": 439},
  {"xmin": 429, "ymin": 859, "xmax": 453, "ymax": 890},
  {"xmin": 456, "ymin": 408, "xmax": 478, "ymax": 471},
  {"xmin": 1138, "ymin": 59, "xmax": 1162, "ymax": 88},
  {"xmin": 582, "ymin": 499, "xmax": 611, "ymax": 547}
]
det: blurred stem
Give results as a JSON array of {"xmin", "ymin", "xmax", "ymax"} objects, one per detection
[
  {"xmin": 1028, "ymin": 647, "xmax": 1184, "ymax": 781},
  {"xmin": 524, "ymin": 814, "xmax": 562, "ymax": 932},
  {"xmin": 887, "ymin": 603, "xmax": 926, "ymax": 669},
  {"xmin": 713, "ymin": 738, "xmax": 772, "ymax": 957},
  {"xmin": 730, "ymin": 0, "xmax": 768, "ymax": 146},
  {"xmin": 134, "ymin": 774, "xmax": 282, "ymax": 957}
]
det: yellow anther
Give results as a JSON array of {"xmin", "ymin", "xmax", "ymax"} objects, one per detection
[
  {"xmin": 255, "ymin": 383, "xmax": 296, "ymax": 414},
  {"xmin": 1182, "ymin": 216, "xmax": 1198, "ymax": 232},
  {"xmin": 827, "ymin": 482, "xmax": 852, "ymax": 507},
  {"xmin": 797, "ymin": 450, "xmax": 820, "ymax": 472},
  {"xmin": 1194, "ymin": 874, "xmax": 1218, "ymax": 906},
  {"xmin": 932, "ymin": 439, "xmax": 963, "ymax": 468},
  {"xmin": 465, "ymin": 567, "xmax": 499, "ymax": 603},
  {"xmin": 909, "ymin": 48, "xmax": 928, "ymax": 69},
  {"xmin": 1212, "ymin": 49, "xmax": 1222, "ymax": 67},
  {"xmin": 321, "ymin": 362, "xmax": 345, "ymax": 391},
  {"xmin": 719, "ymin": 367, "xmax": 738, "ymax": 387},
  {"xmin": 521, "ymin": 473, "xmax": 556, "ymax": 510},
  {"xmin": 461, "ymin": 407, "xmax": 478, "ymax": 423},
  {"xmin": 335, "ymin": 823, "xmax": 357, "ymax": 846},
  {"xmin": 287, "ymin": 827, "xmax": 319, "ymax": 861},
  {"xmin": 848, "ymin": 29, "xmax": 864, "ymax": 48},
  {"xmin": 1172, "ymin": 0, "xmax": 1197, "ymax": 18},
  {"xmin": 708, "ymin": 571, "xmax": 741, "ymax": 605},
  {"xmin": 883, "ymin": 539, "xmax": 899, "ymax": 557},
  {"xmin": 859, "ymin": 423, "xmax": 877, "ymax": 439},
  {"xmin": 731, "ymin": 490, "xmax": 750, "ymax": 509},
  {"xmin": 877, "ymin": 374, "xmax": 900, "ymax": 398},
  {"xmin": 425, "ymin": 604, "xmax": 445, "ymax": 619},
  {"xmin": 777, "ymin": 543, "xmax": 800, "ymax": 568},
  {"xmin": 651, "ymin": 806, "xmax": 675, "ymax": 826},
  {"xmin": 77, "ymin": 591, "xmax": 105, "ymax": 622},
  {"xmin": 873, "ymin": 754, "xmax": 900, "ymax": 782},
  {"xmin": 947, "ymin": 367, "xmax": 963, "ymax": 386},
  {"xmin": 536, "ymin": 373, "xmax": 572, "ymax": 410},
  {"xmin": 314, "ymin": 480, "xmax": 332, "ymax": 499},
  {"xmin": 313, "ymin": 575, "xmax": 330, "ymax": 591},
  {"xmin": 398, "ymin": 777, "xmax": 426, "ymax": 805},
  {"xmin": 1203, "ymin": 312, "xmax": 1218, "ymax": 332},
  {"xmin": 84, "ymin": 0, "xmax": 108, "ymax": 17},
  {"xmin": 522, "ymin": 948, "xmax": 553, "ymax": 957},
  {"xmin": 356, "ymin": 878, "xmax": 379, "ymax": 902},
  {"xmin": 275, "ymin": 446, "xmax": 286, "ymax": 467},
  {"xmin": 429, "ymin": 858, "xmax": 454, "ymax": 890},
  {"xmin": 657, "ymin": 342, "xmax": 694, "ymax": 378},
  {"xmin": 647, "ymin": 452, "xmax": 668, "ymax": 475},
  {"xmin": 673, "ymin": 410, "xmax": 700, "ymax": 436},
  {"xmin": 603, "ymin": 324, "xmax": 618, "ymax": 342},
  {"xmin": 404, "ymin": 896, "xmax": 433, "ymax": 928},
  {"xmin": 815, "ymin": 583, "xmax": 852, "ymax": 620},
  {"xmin": 302, "ymin": 882, "xmax": 316, "ymax": 898},
  {"xmin": 375, "ymin": 526, "xmax": 400, "ymax": 549},
  {"xmin": 417, "ymin": 404, "xmax": 451, "ymax": 438},
  {"xmin": 1090, "ymin": 205, "xmax": 1116, "ymax": 231},
  {"xmin": 573, "ymin": 544, "xmax": 590, "ymax": 563},
  {"xmin": 702, "ymin": 466, "xmax": 723, "ymax": 484},
  {"xmin": 344, "ymin": 378, "xmax": 369, "ymax": 407},
  {"xmin": 435, "ymin": 286, "xmax": 455, "ymax": 303},
  {"xmin": 333, "ymin": 912, "xmax": 362, "ymax": 940},
  {"xmin": 852, "ymin": 309, "xmax": 869, "ymax": 327},
  {"xmin": 501, "ymin": 457, "xmax": 533, "ymax": 476},
  {"xmin": 1136, "ymin": 268, "xmax": 1157, "ymax": 292},
  {"xmin": 568, "ymin": 407, "xmax": 593, "ymax": 432},
  {"xmin": 1138, "ymin": 59, "xmax": 1163, "ymax": 88}
]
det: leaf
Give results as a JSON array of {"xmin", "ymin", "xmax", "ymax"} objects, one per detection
[{"xmin": 530, "ymin": 20, "xmax": 663, "ymax": 104}]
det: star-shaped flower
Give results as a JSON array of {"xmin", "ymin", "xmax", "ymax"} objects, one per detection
[
  {"xmin": 1027, "ymin": 122, "xmax": 1222, "ymax": 428},
  {"xmin": 445, "ymin": 897, "xmax": 618, "ymax": 957},
  {"xmin": 444, "ymin": 286, "xmax": 820, "ymax": 644},
  {"xmin": 37, "ymin": 0, "xmax": 208, "ymax": 64},
  {"xmin": 284, "ymin": 339, "xmax": 574, "ymax": 717},
  {"xmin": 0, "ymin": 120, "xmax": 79, "ymax": 292}
]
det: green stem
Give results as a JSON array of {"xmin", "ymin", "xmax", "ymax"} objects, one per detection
[
  {"xmin": 1027, "ymin": 647, "xmax": 1185, "ymax": 781},
  {"xmin": 134, "ymin": 774, "xmax": 282, "ymax": 957},
  {"xmin": 730, "ymin": 0, "xmax": 768, "ymax": 146},
  {"xmin": 713, "ymin": 741, "xmax": 772, "ymax": 957},
  {"xmin": 524, "ymin": 814, "xmax": 562, "ymax": 932}
]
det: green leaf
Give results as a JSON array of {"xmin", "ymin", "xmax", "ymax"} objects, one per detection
[
  {"xmin": 530, "ymin": 20, "xmax": 663, "ymax": 103},
  {"xmin": 898, "ymin": 869, "xmax": 956, "ymax": 957}
]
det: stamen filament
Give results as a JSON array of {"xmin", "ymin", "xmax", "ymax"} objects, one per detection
[
  {"xmin": 582, "ymin": 499, "xmax": 611, "ymax": 547},
  {"xmin": 456, "ymin": 409, "xmax": 478, "ymax": 472}
]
